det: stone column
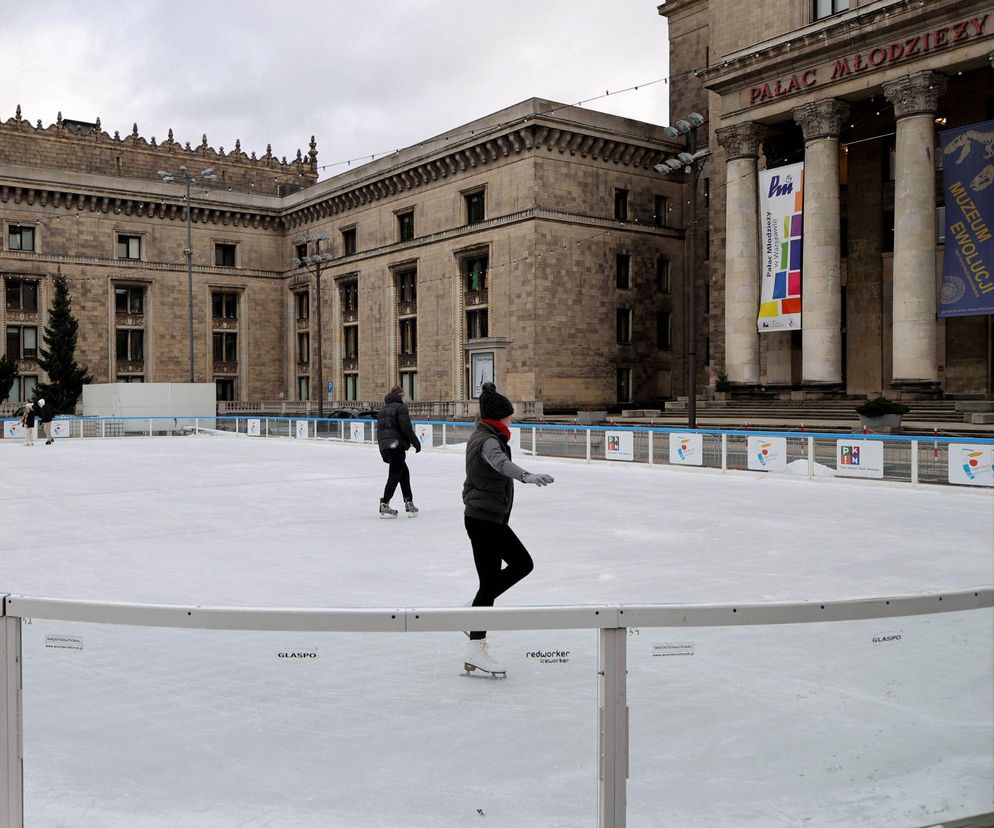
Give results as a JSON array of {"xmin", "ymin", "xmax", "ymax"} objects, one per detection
[
  {"xmin": 716, "ymin": 123, "xmax": 763, "ymax": 385},
  {"xmin": 793, "ymin": 99, "xmax": 848, "ymax": 386},
  {"xmin": 883, "ymin": 71, "xmax": 947, "ymax": 387}
]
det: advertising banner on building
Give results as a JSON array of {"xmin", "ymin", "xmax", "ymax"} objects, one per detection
[
  {"xmin": 414, "ymin": 423, "xmax": 432, "ymax": 449},
  {"xmin": 605, "ymin": 431, "xmax": 634, "ymax": 461},
  {"xmin": 747, "ymin": 436, "xmax": 788, "ymax": 472},
  {"xmin": 669, "ymin": 433, "xmax": 703, "ymax": 466},
  {"xmin": 948, "ymin": 444, "xmax": 994, "ymax": 487},
  {"xmin": 939, "ymin": 120, "xmax": 994, "ymax": 317},
  {"xmin": 835, "ymin": 439, "xmax": 884, "ymax": 479},
  {"xmin": 757, "ymin": 162, "xmax": 804, "ymax": 332}
]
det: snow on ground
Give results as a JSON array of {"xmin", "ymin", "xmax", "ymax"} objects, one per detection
[{"xmin": 1, "ymin": 434, "xmax": 992, "ymax": 827}]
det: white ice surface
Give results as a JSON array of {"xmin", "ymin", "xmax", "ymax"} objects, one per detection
[{"xmin": 1, "ymin": 434, "xmax": 992, "ymax": 827}]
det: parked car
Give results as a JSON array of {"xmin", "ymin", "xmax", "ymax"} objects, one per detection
[{"xmin": 326, "ymin": 407, "xmax": 379, "ymax": 420}]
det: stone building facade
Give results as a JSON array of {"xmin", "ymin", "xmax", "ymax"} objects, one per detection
[
  {"xmin": 1, "ymin": 100, "xmax": 685, "ymax": 410},
  {"xmin": 662, "ymin": 0, "xmax": 994, "ymax": 398}
]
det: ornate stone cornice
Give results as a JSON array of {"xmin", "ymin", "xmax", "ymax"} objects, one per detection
[
  {"xmin": 715, "ymin": 123, "xmax": 765, "ymax": 160},
  {"xmin": 793, "ymin": 99, "xmax": 849, "ymax": 141},
  {"xmin": 882, "ymin": 71, "xmax": 948, "ymax": 118}
]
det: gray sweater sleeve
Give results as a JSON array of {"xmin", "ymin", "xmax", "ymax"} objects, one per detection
[{"xmin": 481, "ymin": 437, "xmax": 528, "ymax": 481}]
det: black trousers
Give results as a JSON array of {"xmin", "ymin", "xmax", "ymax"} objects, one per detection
[
  {"xmin": 465, "ymin": 516, "xmax": 534, "ymax": 640},
  {"xmin": 381, "ymin": 447, "xmax": 413, "ymax": 502}
]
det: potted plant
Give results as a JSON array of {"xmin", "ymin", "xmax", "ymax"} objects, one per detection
[
  {"xmin": 713, "ymin": 371, "xmax": 731, "ymax": 401},
  {"xmin": 856, "ymin": 396, "xmax": 910, "ymax": 429}
]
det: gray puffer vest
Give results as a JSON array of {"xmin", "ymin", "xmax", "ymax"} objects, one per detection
[{"xmin": 462, "ymin": 421, "xmax": 514, "ymax": 523}]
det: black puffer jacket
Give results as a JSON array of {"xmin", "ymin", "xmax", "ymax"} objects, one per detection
[
  {"xmin": 22, "ymin": 404, "xmax": 36, "ymax": 428},
  {"xmin": 376, "ymin": 392, "xmax": 420, "ymax": 453}
]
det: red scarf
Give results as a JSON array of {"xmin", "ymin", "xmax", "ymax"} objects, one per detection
[{"xmin": 480, "ymin": 418, "xmax": 511, "ymax": 442}]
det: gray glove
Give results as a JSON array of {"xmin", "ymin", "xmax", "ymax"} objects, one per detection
[{"xmin": 522, "ymin": 472, "xmax": 555, "ymax": 486}]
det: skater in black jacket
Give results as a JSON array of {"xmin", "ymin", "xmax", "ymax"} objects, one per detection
[
  {"xmin": 462, "ymin": 382, "xmax": 554, "ymax": 678},
  {"xmin": 376, "ymin": 386, "xmax": 421, "ymax": 517},
  {"xmin": 36, "ymin": 398, "xmax": 55, "ymax": 444}
]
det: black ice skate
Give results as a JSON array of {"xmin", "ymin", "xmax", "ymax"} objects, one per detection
[
  {"xmin": 379, "ymin": 501, "xmax": 398, "ymax": 519},
  {"xmin": 463, "ymin": 638, "xmax": 506, "ymax": 679},
  {"xmin": 404, "ymin": 500, "xmax": 419, "ymax": 517}
]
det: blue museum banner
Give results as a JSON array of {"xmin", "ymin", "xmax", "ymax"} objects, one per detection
[{"xmin": 939, "ymin": 120, "xmax": 994, "ymax": 317}]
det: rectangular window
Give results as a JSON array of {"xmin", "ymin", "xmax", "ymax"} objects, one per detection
[
  {"xmin": 703, "ymin": 178, "xmax": 710, "ymax": 208},
  {"xmin": 212, "ymin": 332, "xmax": 237, "ymax": 363},
  {"xmin": 656, "ymin": 311, "xmax": 672, "ymax": 349},
  {"xmin": 114, "ymin": 286, "xmax": 145, "ymax": 315},
  {"xmin": 344, "ymin": 325, "xmax": 359, "ymax": 359},
  {"xmin": 400, "ymin": 318, "xmax": 417, "ymax": 355},
  {"xmin": 656, "ymin": 258, "xmax": 671, "ymax": 293},
  {"xmin": 116, "ymin": 235, "xmax": 141, "ymax": 260},
  {"xmin": 215, "ymin": 378, "xmax": 236, "ymax": 401},
  {"xmin": 398, "ymin": 270, "xmax": 417, "ymax": 304},
  {"xmin": 814, "ymin": 0, "xmax": 848, "ymax": 19},
  {"xmin": 115, "ymin": 329, "xmax": 144, "ymax": 362},
  {"xmin": 654, "ymin": 195, "xmax": 668, "ymax": 227},
  {"xmin": 616, "ymin": 254, "xmax": 631, "ymax": 290},
  {"xmin": 464, "ymin": 256, "xmax": 488, "ymax": 293},
  {"xmin": 616, "ymin": 309, "xmax": 632, "ymax": 344},
  {"xmin": 116, "ymin": 375, "xmax": 145, "ymax": 383},
  {"xmin": 614, "ymin": 188, "xmax": 629, "ymax": 221},
  {"xmin": 295, "ymin": 290, "xmax": 309, "ymax": 321},
  {"xmin": 6, "ymin": 375, "xmax": 38, "ymax": 403},
  {"xmin": 400, "ymin": 371, "xmax": 417, "ymax": 401},
  {"xmin": 5, "ymin": 326, "xmax": 38, "ymax": 359},
  {"xmin": 465, "ymin": 190, "xmax": 485, "ymax": 225},
  {"xmin": 211, "ymin": 292, "xmax": 238, "ymax": 320},
  {"xmin": 617, "ymin": 368, "xmax": 632, "ymax": 403},
  {"xmin": 344, "ymin": 374, "xmax": 359, "ymax": 401},
  {"xmin": 5, "ymin": 279, "xmax": 38, "ymax": 311},
  {"xmin": 295, "ymin": 243, "xmax": 307, "ymax": 261},
  {"xmin": 883, "ymin": 210, "xmax": 895, "ymax": 253},
  {"xmin": 466, "ymin": 309, "xmax": 489, "ymax": 340},
  {"xmin": 8, "ymin": 225, "xmax": 35, "ymax": 252},
  {"xmin": 298, "ymin": 331, "xmax": 310, "ymax": 364},
  {"xmin": 298, "ymin": 376, "xmax": 310, "ymax": 401},
  {"xmin": 214, "ymin": 243, "xmax": 237, "ymax": 267},
  {"xmin": 397, "ymin": 211, "xmax": 414, "ymax": 242},
  {"xmin": 340, "ymin": 281, "xmax": 358, "ymax": 314},
  {"xmin": 704, "ymin": 231, "xmax": 711, "ymax": 261},
  {"xmin": 341, "ymin": 227, "xmax": 357, "ymax": 256}
]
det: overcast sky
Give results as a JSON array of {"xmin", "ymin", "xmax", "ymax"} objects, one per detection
[{"xmin": 1, "ymin": 1, "xmax": 669, "ymax": 180}]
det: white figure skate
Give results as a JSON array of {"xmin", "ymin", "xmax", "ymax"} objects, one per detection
[{"xmin": 463, "ymin": 638, "xmax": 506, "ymax": 679}]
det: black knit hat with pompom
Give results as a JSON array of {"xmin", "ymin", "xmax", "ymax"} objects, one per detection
[{"xmin": 479, "ymin": 382, "xmax": 514, "ymax": 420}]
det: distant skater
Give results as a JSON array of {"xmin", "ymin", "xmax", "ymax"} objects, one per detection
[
  {"xmin": 376, "ymin": 385, "xmax": 421, "ymax": 518},
  {"xmin": 462, "ymin": 383, "xmax": 555, "ymax": 679},
  {"xmin": 36, "ymin": 398, "xmax": 55, "ymax": 445},
  {"xmin": 20, "ymin": 401, "xmax": 36, "ymax": 446}
]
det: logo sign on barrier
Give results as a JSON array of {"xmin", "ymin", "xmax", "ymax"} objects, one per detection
[
  {"xmin": 669, "ymin": 433, "xmax": 703, "ymax": 466},
  {"xmin": 4, "ymin": 421, "xmax": 23, "ymax": 439},
  {"xmin": 349, "ymin": 422, "xmax": 365, "ymax": 442},
  {"xmin": 247, "ymin": 419, "xmax": 261, "ymax": 437},
  {"xmin": 605, "ymin": 430, "xmax": 634, "ymax": 461},
  {"xmin": 295, "ymin": 420, "xmax": 309, "ymax": 439},
  {"xmin": 948, "ymin": 444, "xmax": 994, "ymax": 487},
  {"xmin": 835, "ymin": 439, "xmax": 884, "ymax": 478},
  {"xmin": 748, "ymin": 436, "xmax": 788, "ymax": 472},
  {"xmin": 51, "ymin": 421, "xmax": 68, "ymax": 439},
  {"xmin": 509, "ymin": 426, "xmax": 522, "ymax": 452},
  {"xmin": 414, "ymin": 423, "xmax": 432, "ymax": 449}
]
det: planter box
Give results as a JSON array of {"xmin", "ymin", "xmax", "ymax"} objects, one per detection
[
  {"xmin": 859, "ymin": 414, "xmax": 903, "ymax": 429},
  {"xmin": 577, "ymin": 410, "xmax": 607, "ymax": 424}
]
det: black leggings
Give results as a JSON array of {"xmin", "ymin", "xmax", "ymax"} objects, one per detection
[
  {"xmin": 465, "ymin": 516, "xmax": 534, "ymax": 640},
  {"xmin": 381, "ymin": 447, "xmax": 413, "ymax": 502}
]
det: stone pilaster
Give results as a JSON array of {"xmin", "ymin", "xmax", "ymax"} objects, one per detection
[
  {"xmin": 716, "ymin": 123, "xmax": 763, "ymax": 385},
  {"xmin": 793, "ymin": 99, "xmax": 848, "ymax": 385},
  {"xmin": 883, "ymin": 71, "xmax": 947, "ymax": 387}
]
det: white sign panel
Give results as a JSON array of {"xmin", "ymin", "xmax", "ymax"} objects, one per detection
[
  {"xmin": 51, "ymin": 421, "xmax": 69, "ymax": 438},
  {"xmin": 669, "ymin": 433, "xmax": 703, "ymax": 466},
  {"xmin": 508, "ymin": 426, "xmax": 522, "ymax": 452},
  {"xmin": 295, "ymin": 420, "xmax": 309, "ymax": 439},
  {"xmin": 948, "ymin": 444, "xmax": 994, "ymax": 487},
  {"xmin": 4, "ymin": 421, "xmax": 23, "ymax": 439},
  {"xmin": 349, "ymin": 422, "xmax": 365, "ymax": 442},
  {"xmin": 471, "ymin": 351, "xmax": 494, "ymax": 398},
  {"xmin": 414, "ymin": 423, "xmax": 432, "ymax": 449},
  {"xmin": 247, "ymin": 418, "xmax": 261, "ymax": 437},
  {"xmin": 835, "ymin": 439, "xmax": 884, "ymax": 478},
  {"xmin": 748, "ymin": 436, "xmax": 788, "ymax": 472},
  {"xmin": 604, "ymin": 431, "xmax": 634, "ymax": 461}
]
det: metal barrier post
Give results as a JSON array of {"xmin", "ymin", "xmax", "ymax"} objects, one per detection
[
  {"xmin": 532, "ymin": 427, "xmax": 538, "ymax": 457},
  {"xmin": 721, "ymin": 433, "xmax": 727, "ymax": 472},
  {"xmin": 911, "ymin": 440, "xmax": 919, "ymax": 487},
  {"xmin": 648, "ymin": 430, "xmax": 653, "ymax": 465},
  {"xmin": 598, "ymin": 627, "xmax": 628, "ymax": 828},
  {"xmin": 807, "ymin": 436, "xmax": 815, "ymax": 478},
  {"xmin": 1, "ymin": 607, "xmax": 24, "ymax": 828},
  {"xmin": 148, "ymin": 419, "xmax": 153, "ymax": 437},
  {"xmin": 101, "ymin": 420, "xmax": 106, "ymax": 439},
  {"xmin": 586, "ymin": 429, "xmax": 592, "ymax": 463},
  {"xmin": 442, "ymin": 423, "xmax": 447, "ymax": 448},
  {"xmin": 265, "ymin": 419, "xmax": 269, "ymax": 438}
]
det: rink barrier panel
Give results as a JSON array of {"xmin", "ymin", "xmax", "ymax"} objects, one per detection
[{"xmin": 2, "ymin": 590, "xmax": 992, "ymax": 828}]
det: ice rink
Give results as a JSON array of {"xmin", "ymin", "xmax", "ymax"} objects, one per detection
[{"xmin": 2, "ymin": 433, "xmax": 992, "ymax": 827}]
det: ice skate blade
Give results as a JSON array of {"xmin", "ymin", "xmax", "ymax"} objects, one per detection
[
  {"xmin": 462, "ymin": 663, "xmax": 507, "ymax": 679},
  {"xmin": 378, "ymin": 513, "xmax": 398, "ymax": 519}
]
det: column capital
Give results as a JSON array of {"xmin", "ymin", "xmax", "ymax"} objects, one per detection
[
  {"xmin": 793, "ymin": 99, "xmax": 849, "ymax": 141},
  {"xmin": 882, "ymin": 71, "xmax": 948, "ymax": 119},
  {"xmin": 715, "ymin": 123, "xmax": 764, "ymax": 160}
]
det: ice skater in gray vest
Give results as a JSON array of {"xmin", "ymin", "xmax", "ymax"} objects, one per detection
[{"xmin": 462, "ymin": 382, "xmax": 554, "ymax": 678}]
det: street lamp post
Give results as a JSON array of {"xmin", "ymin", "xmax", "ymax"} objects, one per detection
[
  {"xmin": 656, "ymin": 113, "xmax": 708, "ymax": 429},
  {"xmin": 293, "ymin": 235, "xmax": 333, "ymax": 417},
  {"xmin": 157, "ymin": 166, "xmax": 217, "ymax": 382}
]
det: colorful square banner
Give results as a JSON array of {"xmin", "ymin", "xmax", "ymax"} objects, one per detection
[
  {"xmin": 758, "ymin": 162, "xmax": 804, "ymax": 332},
  {"xmin": 349, "ymin": 422, "xmax": 365, "ymax": 442},
  {"xmin": 747, "ymin": 436, "xmax": 787, "ymax": 472},
  {"xmin": 295, "ymin": 420, "xmax": 309, "ymax": 439},
  {"xmin": 669, "ymin": 433, "xmax": 703, "ymax": 466},
  {"xmin": 948, "ymin": 444, "xmax": 994, "ymax": 487},
  {"xmin": 835, "ymin": 440, "xmax": 884, "ymax": 478},
  {"xmin": 414, "ymin": 423, "xmax": 433, "ymax": 450},
  {"xmin": 605, "ymin": 431, "xmax": 634, "ymax": 461},
  {"xmin": 247, "ymin": 418, "xmax": 261, "ymax": 437}
]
